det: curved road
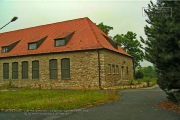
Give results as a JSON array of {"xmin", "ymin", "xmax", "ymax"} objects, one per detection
[{"xmin": 0, "ymin": 85, "xmax": 179, "ymax": 120}]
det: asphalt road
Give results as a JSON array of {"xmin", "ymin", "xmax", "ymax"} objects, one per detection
[{"xmin": 0, "ymin": 85, "xmax": 179, "ymax": 120}]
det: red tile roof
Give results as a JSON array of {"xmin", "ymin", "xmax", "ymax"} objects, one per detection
[{"xmin": 0, "ymin": 17, "xmax": 131, "ymax": 58}]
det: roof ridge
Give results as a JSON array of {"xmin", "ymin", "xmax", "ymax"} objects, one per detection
[{"xmin": 85, "ymin": 18, "xmax": 103, "ymax": 48}]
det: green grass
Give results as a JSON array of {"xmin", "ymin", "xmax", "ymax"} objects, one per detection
[{"xmin": 0, "ymin": 89, "xmax": 119, "ymax": 110}]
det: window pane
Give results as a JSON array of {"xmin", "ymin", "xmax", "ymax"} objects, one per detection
[
  {"xmin": 116, "ymin": 65, "xmax": 119, "ymax": 74},
  {"xmin": 12, "ymin": 62, "xmax": 18, "ymax": 79},
  {"xmin": 108, "ymin": 64, "xmax": 111, "ymax": 74},
  {"xmin": 112, "ymin": 65, "xmax": 115, "ymax": 74},
  {"xmin": 3, "ymin": 63, "xmax": 9, "ymax": 79},
  {"xmin": 55, "ymin": 39, "xmax": 65, "ymax": 46},
  {"xmin": 32, "ymin": 70, "xmax": 39, "ymax": 79},
  {"xmin": 2, "ymin": 47, "xmax": 8, "ymax": 53},
  {"xmin": 126, "ymin": 67, "xmax": 129, "ymax": 74},
  {"xmin": 49, "ymin": 59, "xmax": 58, "ymax": 79},
  {"xmin": 22, "ymin": 61, "xmax": 28, "ymax": 79},
  {"xmin": 32, "ymin": 61, "xmax": 39, "ymax": 79},
  {"xmin": 61, "ymin": 58, "xmax": 70, "ymax": 79},
  {"xmin": 29, "ymin": 43, "xmax": 37, "ymax": 50}
]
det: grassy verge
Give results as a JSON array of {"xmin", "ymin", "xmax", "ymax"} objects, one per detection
[{"xmin": 0, "ymin": 89, "xmax": 119, "ymax": 110}]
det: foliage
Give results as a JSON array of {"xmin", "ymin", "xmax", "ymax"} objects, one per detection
[
  {"xmin": 97, "ymin": 22, "xmax": 113, "ymax": 35},
  {"xmin": 130, "ymin": 80, "xmax": 134, "ymax": 85},
  {"xmin": 96, "ymin": 23, "xmax": 144, "ymax": 71},
  {"xmin": 135, "ymin": 69, "xmax": 144, "ymax": 79},
  {"xmin": 8, "ymin": 78, "xmax": 12, "ymax": 87},
  {"xmin": 141, "ymin": 1, "xmax": 180, "ymax": 104},
  {"xmin": 0, "ymin": 89, "xmax": 119, "ymax": 110},
  {"xmin": 140, "ymin": 77, "xmax": 157, "ymax": 87},
  {"xmin": 0, "ymin": 79, "xmax": 13, "ymax": 90},
  {"xmin": 140, "ymin": 66, "xmax": 157, "ymax": 78},
  {"xmin": 113, "ymin": 31, "xmax": 144, "ymax": 69}
]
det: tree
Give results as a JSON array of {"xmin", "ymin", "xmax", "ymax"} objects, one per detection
[
  {"xmin": 135, "ymin": 70, "xmax": 144, "ymax": 79},
  {"xmin": 141, "ymin": 1, "xmax": 180, "ymax": 104},
  {"xmin": 113, "ymin": 31, "xmax": 144, "ymax": 70},
  {"xmin": 140, "ymin": 66, "xmax": 157, "ymax": 78},
  {"xmin": 97, "ymin": 22, "xmax": 113, "ymax": 35}
]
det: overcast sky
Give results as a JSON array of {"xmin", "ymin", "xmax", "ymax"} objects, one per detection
[{"xmin": 0, "ymin": 0, "xmax": 155, "ymax": 67}]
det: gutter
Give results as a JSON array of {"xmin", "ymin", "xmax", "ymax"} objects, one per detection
[{"xmin": 97, "ymin": 49, "xmax": 101, "ymax": 89}]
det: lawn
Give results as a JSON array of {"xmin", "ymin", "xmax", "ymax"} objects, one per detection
[{"xmin": 0, "ymin": 89, "xmax": 119, "ymax": 110}]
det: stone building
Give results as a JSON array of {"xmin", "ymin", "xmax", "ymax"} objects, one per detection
[{"xmin": 0, "ymin": 17, "xmax": 133, "ymax": 89}]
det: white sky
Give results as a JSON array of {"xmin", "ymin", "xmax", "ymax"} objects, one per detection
[{"xmin": 0, "ymin": 0, "xmax": 155, "ymax": 67}]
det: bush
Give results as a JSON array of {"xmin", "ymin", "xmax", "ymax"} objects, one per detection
[
  {"xmin": 130, "ymin": 80, "xmax": 134, "ymax": 85},
  {"xmin": 166, "ymin": 90, "xmax": 180, "ymax": 105},
  {"xmin": 138, "ymin": 77, "xmax": 157, "ymax": 87},
  {"xmin": 135, "ymin": 70, "xmax": 144, "ymax": 79}
]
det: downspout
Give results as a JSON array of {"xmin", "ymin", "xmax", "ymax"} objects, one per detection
[{"xmin": 97, "ymin": 49, "xmax": 101, "ymax": 89}]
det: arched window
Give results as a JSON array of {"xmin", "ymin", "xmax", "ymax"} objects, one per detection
[
  {"xmin": 49, "ymin": 59, "xmax": 58, "ymax": 79},
  {"xmin": 32, "ymin": 60, "xmax": 39, "ymax": 79},
  {"xmin": 22, "ymin": 61, "xmax": 28, "ymax": 79},
  {"xmin": 12, "ymin": 62, "xmax": 18, "ymax": 79},
  {"xmin": 61, "ymin": 58, "xmax": 70, "ymax": 79},
  {"xmin": 3, "ymin": 63, "xmax": 9, "ymax": 79}
]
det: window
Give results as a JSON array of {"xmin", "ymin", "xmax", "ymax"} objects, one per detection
[
  {"xmin": 116, "ymin": 65, "xmax": 119, "ymax": 74},
  {"xmin": 22, "ymin": 61, "xmax": 28, "ymax": 79},
  {"xmin": 108, "ymin": 64, "xmax": 111, "ymax": 74},
  {"xmin": 55, "ymin": 39, "xmax": 65, "ymax": 46},
  {"xmin": 12, "ymin": 62, "xmax": 18, "ymax": 79},
  {"xmin": 49, "ymin": 59, "xmax": 58, "ymax": 79},
  {"xmin": 126, "ymin": 66, "xmax": 129, "ymax": 75},
  {"xmin": 54, "ymin": 32, "xmax": 74, "ymax": 47},
  {"xmin": 3, "ymin": 63, "xmax": 9, "ymax": 79},
  {"xmin": 28, "ymin": 43, "xmax": 37, "ymax": 50},
  {"xmin": 32, "ymin": 60, "xmax": 39, "ymax": 79},
  {"xmin": 2, "ymin": 47, "xmax": 9, "ymax": 53},
  {"xmin": 112, "ymin": 65, "xmax": 115, "ymax": 74},
  {"xmin": 61, "ymin": 58, "xmax": 70, "ymax": 79}
]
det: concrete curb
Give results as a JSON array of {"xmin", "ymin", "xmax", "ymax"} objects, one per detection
[{"xmin": 103, "ymin": 82, "xmax": 156, "ymax": 90}]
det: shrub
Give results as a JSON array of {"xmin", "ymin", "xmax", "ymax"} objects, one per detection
[
  {"xmin": 130, "ymin": 80, "xmax": 134, "ymax": 85},
  {"xmin": 135, "ymin": 70, "xmax": 144, "ymax": 79},
  {"xmin": 8, "ymin": 78, "xmax": 12, "ymax": 87},
  {"xmin": 166, "ymin": 90, "xmax": 180, "ymax": 105}
]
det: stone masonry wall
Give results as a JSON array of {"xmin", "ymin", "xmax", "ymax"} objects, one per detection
[
  {"xmin": 0, "ymin": 49, "xmax": 134, "ymax": 89},
  {"xmin": 99, "ymin": 49, "xmax": 134, "ymax": 88},
  {"xmin": 0, "ymin": 50, "xmax": 99, "ymax": 89}
]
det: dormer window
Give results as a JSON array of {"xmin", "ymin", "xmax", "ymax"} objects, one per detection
[
  {"xmin": 1, "ymin": 40, "xmax": 20, "ymax": 53},
  {"xmin": 2, "ymin": 46, "xmax": 9, "ymax": 53},
  {"xmin": 55, "ymin": 39, "xmax": 65, "ymax": 46},
  {"xmin": 28, "ymin": 36, "xmax": 47, "ymax": 50},
  {"xmin": 28, "ymin": 42, "xmax": 37, "ymax": 50},
  {"xmin": 102, "ymin": 34, "xmax": 118, "ymax": 49},
  {"xmin": 54, "ymin": 32, "xmax": 75, "ymax": 47}
]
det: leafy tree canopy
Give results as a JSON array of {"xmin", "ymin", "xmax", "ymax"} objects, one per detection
[
  {"xmin": 140, "ymin": 66, "xmax": 157, "ymax": 78},
  {"xmin": 135, "ymin": 69, "xmax": 144, "ymax": 79},
  {"xmin": 97, "ymin": 22, "xmax": 113, "ymax": 35},
  {"xmin": 113, "ymin": 31, "xmax": 144, "ymax": 69}
]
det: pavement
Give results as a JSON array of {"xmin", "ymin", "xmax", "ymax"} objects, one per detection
[{"xmin": 0, "ymin": 85, "xmax": 179, "ymax": 120}]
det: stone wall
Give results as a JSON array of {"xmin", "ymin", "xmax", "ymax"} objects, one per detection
[
  {"xmin": 0, "ymin": 49, "xmax": 134, "ymax": 89},
  {"xmin": 0, "ymin": 50, "xmax": 99, "ymax": 89},
  {"xmin": 99, "ymin": 49, "xmax": 134, "ymax": 87}
]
